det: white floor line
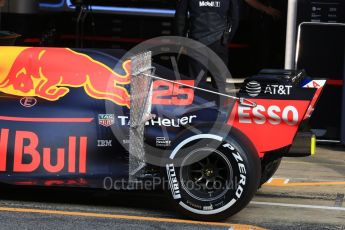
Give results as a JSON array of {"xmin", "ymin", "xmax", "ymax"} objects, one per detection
[
  {"xmin": 206, "ymin": 77, "xmax": 245, "ymax": 84},
  {"xmin": 251, "ymin": 201, "xmax": 345, "ymax": 211}
]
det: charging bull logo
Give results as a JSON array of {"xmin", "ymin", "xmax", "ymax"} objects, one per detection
[{"xmin": 0, "ymin": 47, "xmax": 131, "ymax": 107}]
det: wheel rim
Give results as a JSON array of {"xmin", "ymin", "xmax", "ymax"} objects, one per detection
[{"xmin": 179, "ymin": 147, "xmax": 233, "ymax": 202}]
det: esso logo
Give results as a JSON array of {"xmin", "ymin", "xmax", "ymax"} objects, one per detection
[{"xmin": 238, "ymin": 105, "xmax": 299, "ymax": 126}]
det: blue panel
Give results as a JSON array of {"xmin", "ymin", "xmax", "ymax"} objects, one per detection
[
  {"xmin": 39, "ymin": 0, "xmax": 65, "ymax": 8},
  {"xmin": 65, "ymin": 0, "xmax": 175, "ymax": 16}
]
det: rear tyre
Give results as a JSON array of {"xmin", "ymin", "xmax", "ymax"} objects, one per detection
[{"xmin": 163, "ymin": 133, "xmax": 260, "ymax": 221}]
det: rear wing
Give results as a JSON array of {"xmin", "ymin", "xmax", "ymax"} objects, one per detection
[{"xmin": 229, "ymin": 70, "xmax": 326, "ymax": 157}]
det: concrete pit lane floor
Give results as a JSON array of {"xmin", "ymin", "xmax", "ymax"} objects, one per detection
[{"xmin": 0, "ymin": 146, "xmax": 344, "ymax": 230}]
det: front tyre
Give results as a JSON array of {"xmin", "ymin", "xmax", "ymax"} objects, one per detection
[{"xmin": 163, "ymin": 133, "xmax": 261, "ymax": 221}]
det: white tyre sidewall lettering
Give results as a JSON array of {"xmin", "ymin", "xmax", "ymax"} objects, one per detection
[{"xmin": 166, "ymin": 134, "xmax": 248, "ymax": 215}]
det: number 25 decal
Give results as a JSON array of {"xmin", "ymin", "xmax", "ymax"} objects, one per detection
[{"xmin": 152, "ymin": 80, "xmax": 195, "ymax": 106}]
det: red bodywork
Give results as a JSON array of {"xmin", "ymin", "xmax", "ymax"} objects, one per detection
[{"xmin": 229, "ymin": 80, "xmax": 325, "ymax": 157}]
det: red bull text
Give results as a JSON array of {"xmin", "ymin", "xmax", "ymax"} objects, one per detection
[{"xmin": 0, "ymin": 128, "xmax": 88, "ymax": 173}]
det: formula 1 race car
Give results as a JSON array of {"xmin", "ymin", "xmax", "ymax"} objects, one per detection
[{"xmin": 0, "ymin": 46, "xmax": 325, "ymax": 221}]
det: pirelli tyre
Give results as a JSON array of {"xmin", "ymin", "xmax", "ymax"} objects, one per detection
[{"xmin": 163, "ymin": 132, "xmax": 261, "ymax": 221}]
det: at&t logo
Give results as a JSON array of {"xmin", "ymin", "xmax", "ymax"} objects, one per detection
[{"xmin": 245, "ymin": 81, "xmax": 261, "ymax": 97}]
